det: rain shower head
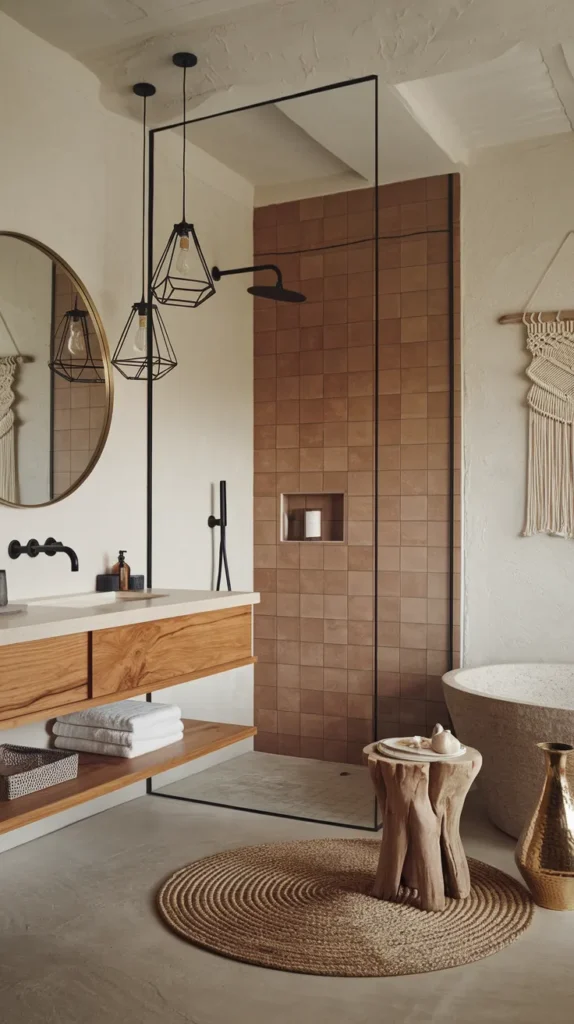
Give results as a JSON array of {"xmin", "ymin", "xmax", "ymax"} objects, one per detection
[
  {"xmin": 212, "ymin": 264, "xmax": 307, "ymax": 304},
  {"xmin": 248, "ymin": 283, "xmax": 306, "ymax": 304}
]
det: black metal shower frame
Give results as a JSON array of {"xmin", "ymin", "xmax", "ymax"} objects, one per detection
[{"xmin": 142, "ymin": 75, "xmax": 457, "ymax": 831}]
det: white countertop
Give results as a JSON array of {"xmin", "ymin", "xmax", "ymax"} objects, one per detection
[{"xmin": 0, "ymin": 589, "xmax": 260, "ymax": 647}]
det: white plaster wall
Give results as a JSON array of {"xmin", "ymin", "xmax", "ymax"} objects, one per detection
[
  {"xmin": 0, "ymin": 12, "xmax": 146, "ymax": 850},
  {"xmin": 0, "ymin": 236, "xmax": 52, "ymax": 504},
  {"xmin": 463, "ymin": 133, "xmax": 574, "ymax": 666},
  {"xmin": 0, "ymin": 14, "xmax": 254, "ymax": 851},
  {"xmin": 0, "ymin": 13, "xmax": 147, "ymax": 600}
]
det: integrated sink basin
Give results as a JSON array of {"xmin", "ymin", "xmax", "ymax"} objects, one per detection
[{"xmin": 29, "ymin": 591, "xmax": 168, "ymax": 609}]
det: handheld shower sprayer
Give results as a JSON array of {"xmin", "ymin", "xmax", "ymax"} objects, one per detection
[{"xmin": 208, "ymin": 480, "xmax": 232, "ymax": 591}]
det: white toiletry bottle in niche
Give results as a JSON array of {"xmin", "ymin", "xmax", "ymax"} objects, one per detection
[{"xmin": 304, "ymin": 509, "xmax": 322, "ymax": 540}]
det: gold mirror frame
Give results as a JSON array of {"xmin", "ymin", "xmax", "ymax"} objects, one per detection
[{"xmin": 0, "ymin": 231, "xmax": 114, "ymax": 508}]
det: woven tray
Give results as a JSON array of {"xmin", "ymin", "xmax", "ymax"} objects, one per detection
[{"xmin": 0, "ymin": 744, "xmax": 79, "ymax": 800}]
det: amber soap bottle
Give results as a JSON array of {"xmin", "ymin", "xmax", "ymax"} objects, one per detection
[{"xmin": 111, "ymin": 550, "xmax": 130, "ymax": 591}]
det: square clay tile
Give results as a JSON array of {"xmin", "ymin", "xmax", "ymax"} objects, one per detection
[
  {"xmin": 300, "ymin": 689, "xmax": 324, "ymax": 714},
  {"xmin": 324, "ymin": 373, "xmax": 348, "ymax": 398},
  {"xmin": 300, "ymin": 666, "xmax": 324, "ymax": 690},
  {"xmin": 348, "ymin": 422, "xmax": 374, "ymax": 447},
  {"xmin": 348, "ymin": 547, "xmax": 374, "ymax": 572},
  {"xmin": 276, "ymin": 449, "xmax": 299, "ymax": 473},
  {"xmin": 300, "ymin": 545, "xmax": 324, "ymax": 569},
  {"xmin": 300, "ymin": 642, "xmax": 324, "ymax": 667},
  {"xmin": 348, "ymin": 596, "xmax": 375, "ymax": 621},
  {"xmin": 301, "ymin": 618, "xmax": 325, "ymax": 643},
  {"xmin": 319, "ymin": 543, "xmax": 347, "ymax": 572},
  {"xmin": 323, "ymin": 424, "xmax": 348, "ymax": 449},
  {"xmin": 347, "ymin": 391, "xmax": 374, "ymax": 419},
  {"xmin": 300, "ymin": 593, "xmax": 324, "ymax": 618},
  {"xmin": 323, "ymin": 668, "xmax": 348, "ymax": 691}
]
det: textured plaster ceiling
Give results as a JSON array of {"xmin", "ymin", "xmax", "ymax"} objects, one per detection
[
  {"xmin": 182, "ymin": 80, "xmax": 454, "ymax": 201},
  {"xmin": 2, "ymin": 0, "xmax": 574, "ymax": 197},
  {"xmin": 187, "ymin": 103, "xmax": 358, "ymax": 188},
  {"xmin": 396, "ymin": 44, "xmax": 573, "ymax": 163},
  {"xmin": 4, "ymin": 0, "xmax": 574, "ymax": 120},
  {"xmin": 0, "ymin": 0, "xmax": 274, "ymax": 55}
]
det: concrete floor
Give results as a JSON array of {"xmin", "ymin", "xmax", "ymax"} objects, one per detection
[
  {"xmin": 159, "ymin": 751, "xmax": 377, "ymax": 827},
  {"xmin": 0, "ymin": 791, "xmax": 573, "ymax": 1023}
]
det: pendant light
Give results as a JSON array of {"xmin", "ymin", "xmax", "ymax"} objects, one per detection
[
  {"xmin": 112, "ymin": 83, "xmax": 177, "ymax": 381},
  {"xmin": 50, "ymin": 296, "xmax": 106, "ymax": 383},
  {"xmin": 151, "ymin": 52, "xmax": 215, "ymax": 308}
]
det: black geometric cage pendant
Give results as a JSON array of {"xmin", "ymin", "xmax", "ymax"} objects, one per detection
[
  {"xmin": 151, "ymin": 52, "xmax": 215, "ymax": 310},
  {"xmin": 111, "ymin": 83, "xmax": 177, "ymax": 381},
  {"xmin": 151, "ymin": 220, "xmax": 215, "ymax": 308},
  {"xmin": 50, "ymin": 300, "xmax": 105, "ymax": 384},
  {"xmin": 112, "ymin": 300, "xmax": 176, "ymax": 381}
]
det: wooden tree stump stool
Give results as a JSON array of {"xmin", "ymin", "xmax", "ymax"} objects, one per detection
[{"xmin": 363, "ymin": 742, "xmax": 482, "ymax": 912}]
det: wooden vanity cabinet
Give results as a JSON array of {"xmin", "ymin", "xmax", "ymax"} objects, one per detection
[
  {"xmin": 0, "ymin": 633, "xmax": 89, "ymax": 728},
  {"xmin": 91, "ymin": 605, "xmax": 253, "ymax": 698},
  {"xmin": 0, "ymin": 601, "xmax": 257, "ymax": 837},
  {"xmin": 0, "ymin": 604, "xmax": 254, "ymax": 728}
]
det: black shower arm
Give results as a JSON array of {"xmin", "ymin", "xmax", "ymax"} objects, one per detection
[{"xmin": 212, "ymin": 264, "xmax": 283, "ymax": 287}]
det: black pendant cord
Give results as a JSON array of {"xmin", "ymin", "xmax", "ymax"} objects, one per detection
[
  {"xmin": 113, "ymin": 81, "xmax": 177, "ymax": 384},
  {"xmin": 146, "ymin": 131, "xmax": 155, "ymax": 586},
  {"xmin": 140, "ymin": 94, "xmax": 148, "ymax": 302},
  {"xmin": 181, "ymin": 64, "xmax": 187, "ymax": 223}
]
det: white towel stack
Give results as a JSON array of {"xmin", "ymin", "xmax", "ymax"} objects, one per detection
[{"xmin": 53, "ymin": 700, "xmax": 183, "ymax": 758}]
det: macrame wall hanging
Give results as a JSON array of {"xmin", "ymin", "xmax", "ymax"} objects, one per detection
[
  {"xmin": 0, "ymin": 307, "xmax": 30, "ymax": 505},
  {"xmin": 499, "ymin": 232, "xmax": 574, "ymax": 538},
  {"xmin": 0, "ymin": 356, "xmax": 19, "ymax": 504}
]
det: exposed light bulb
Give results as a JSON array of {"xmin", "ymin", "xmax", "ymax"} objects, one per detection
[
  {"xmin": 132, "ymin": 315, "xmax": 147, "ymax": 355},
  {"xmin": 66, "ymin": 317, "xmax": 86, "ymax": 357},
  {"xmin": 175, "ymin": 235, "xmax": 193, "ymax": 277}
]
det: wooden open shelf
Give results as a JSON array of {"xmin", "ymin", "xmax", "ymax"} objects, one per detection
[{"xmin": 0, "ymin": 719, "xmax": 256, "ymax": 836}]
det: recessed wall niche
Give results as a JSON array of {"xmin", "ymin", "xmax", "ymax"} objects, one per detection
[{"xmin": 281, "ymin": 493, "xmax": 345, "ymax": 543}]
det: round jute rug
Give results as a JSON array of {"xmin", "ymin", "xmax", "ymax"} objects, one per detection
[{"xmin": 157, "ymin": 838, "xmax": 533, "ymax": 976}]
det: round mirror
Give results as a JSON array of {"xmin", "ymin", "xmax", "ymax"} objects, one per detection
[{"xmin": 0, "ymin": 232, "xmax": 113, "ymax": 507}]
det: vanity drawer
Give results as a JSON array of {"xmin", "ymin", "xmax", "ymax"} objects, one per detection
[
  {"xmin": 0, "ymin": 633, "xmax": 89, "ymax": 726},
  {"xmin": 91, "ymin": 605, "xmax": 253, "ymax": 698}
]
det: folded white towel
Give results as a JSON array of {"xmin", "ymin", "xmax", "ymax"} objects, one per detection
[
  {"xmin": 57, "ymin": 699, "xmax": 181, "ymax": 735},
  {"xmin": 54, "ymin": 728, "xmax": 184, "ymax": 759},
  {"xmin": 52, "ymin": 721, "xmax": 180, "ymax": 747}
]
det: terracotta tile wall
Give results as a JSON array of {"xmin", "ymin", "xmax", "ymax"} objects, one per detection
[{"xmin": 253, "ymin": 175, "xmax": 460, "ymax": 764}]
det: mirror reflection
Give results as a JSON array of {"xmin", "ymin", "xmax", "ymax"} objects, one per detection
[{"xmin": 0, "ymin": 234, "xmax": 111, "ymax": 506}]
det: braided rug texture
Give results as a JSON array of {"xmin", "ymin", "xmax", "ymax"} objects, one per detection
[{"xmin": 157, "ymin": 838, "xmax": 533, "ymax": 976}]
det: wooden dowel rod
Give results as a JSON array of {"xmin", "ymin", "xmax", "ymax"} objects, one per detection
[{"xmin": 499, "ymin": 310, "xmax": 574, "ymax": 324}]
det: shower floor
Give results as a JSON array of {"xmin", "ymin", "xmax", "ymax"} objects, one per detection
[{"xmin": 157, "ymin": 751, "xmax": 377, "ymax": 827}]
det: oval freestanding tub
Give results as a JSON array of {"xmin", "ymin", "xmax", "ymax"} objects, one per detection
[{"xmin": 443, "ymin": 664, "xmax": 574, "ymax": 838}]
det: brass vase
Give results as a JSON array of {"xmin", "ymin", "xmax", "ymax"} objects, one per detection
[{"xmin": 515, "ymin": 742, "xmax": 574, "ymax": 910}]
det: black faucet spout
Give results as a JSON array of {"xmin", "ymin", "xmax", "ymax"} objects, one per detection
[
  {"xmin": 8, "ymin": 537, "xmax": 80, "ymax": 572},
  {"xmin": 55, "ymin": 545, "xmax": 79, "ymax": 572}
]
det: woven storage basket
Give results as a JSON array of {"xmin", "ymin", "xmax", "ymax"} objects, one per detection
[{"xmin": 0, "ymin": 744, "xmax": 79, "ymax": 800}]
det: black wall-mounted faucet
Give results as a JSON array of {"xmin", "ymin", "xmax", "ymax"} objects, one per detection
[{"xmin": 8, "ymin": 538, "xmax": 79, "ymax": 572}]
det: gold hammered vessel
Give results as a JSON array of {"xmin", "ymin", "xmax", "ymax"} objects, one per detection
[{"xmin": 515, "ymin": 742, "xmax": 574, "ymax": 910}]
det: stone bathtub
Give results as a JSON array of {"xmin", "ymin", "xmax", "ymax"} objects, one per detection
[{"xmin": 442, "ymin": 664, "xmax": 574, "ymax": 838}]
